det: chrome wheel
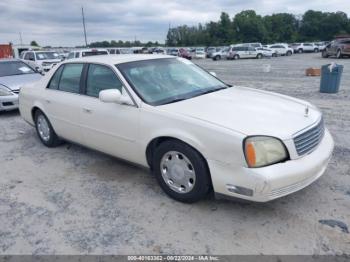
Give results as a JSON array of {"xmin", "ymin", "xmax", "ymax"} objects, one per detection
[
  {"xmin": 160, "ymin": 151, "xmax": 196, "ymax": 194},
  {"xmin": 37, "ymin": 115, "xmax": 50, "ymax": 141}
]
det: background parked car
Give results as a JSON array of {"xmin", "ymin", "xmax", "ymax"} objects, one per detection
[
  {"xmin": 291, "ymin": 43, "xmax": 319, "ymax": 53},
  {"xmin": 212, "ymin": 47, "xmax": 230, "ymax": 60},
  {"xmin": 168, "ymin": 48, "xmax": 179, "ymax": 56},
  {"xmin": 257, "ymin": 47, "xmax": 277, "ymax": 57},
  {"xmin": 67, "ymin": 48, "xmax": 109, "ymax": 59},
  {"xmin": 322, "ymin": 38, "xmax": 350, "ymax": 58},
  {"xmin": 194, "ymin": 48, "xmax": 206, "ymax": 59},
  {"xmin": 178, "ymin": 48, "xmax": 192, "ymax": 60},
  {"xmin": 108, "ymin": 48, "xmax": 133, "ymax": 55},
  {"xmin": 268, "ymin": 44, "xmax": 293, "ymax": 56},
  {"xmin": 0, "ymin": 59, "xmax": 41, "ymax": 111},
  {"xmin": 228, "ymin": 46, "xmax": 264, "ymax": 60},
  {"xmin": 315, "ymin": 42, "xmax": 329, "ymax": 51},
  {"xmin": 21, "ymin": 50, "xmax": 61, "ymax": 72}
]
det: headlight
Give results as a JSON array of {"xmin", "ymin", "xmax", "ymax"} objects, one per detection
[
  {"xmin": 244, "ymin": 136, "xmax": 289, "ymax": 168},
  {"xmin": 0, "ymin": 85, "xmax": 13, "ymax": 96}
]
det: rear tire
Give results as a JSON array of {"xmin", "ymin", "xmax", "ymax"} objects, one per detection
[
  {"xmin": 152, "ymin": 140, "xmax": 211, "ymax": 203},
  {"xmin": 336, "ymin": 49, "xmax": 342, "ymax": 59},
  {"xmin": 314, "ymin": 48, "xmax": 319, "ymax": 53},
  {"xmin": 233, "ymin": 54, "xmax": 240, "ymax": 60},
  {"xmin": 298, "ymin": 49, "xmax": 303, "ymax": 54},
  {"xmin": 257, "ymin": 53, "xmax": 263, "ymax": 59},
  {"xmin": 322, "ymin": 50, "xmax": 329, "ymax": 58},
  {"xmin": 34, "ymin": 110, "xmax": 62, "ymax": 147},
  {"xmin": 286, "ymin": 51, "xmax": 292, "ymax": 56}
]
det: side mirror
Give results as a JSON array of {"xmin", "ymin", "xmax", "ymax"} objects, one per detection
[
  {"xmin": 209, "ymin": 71, "xmax": 217, "ymax": 77},
  {"xmin": 35, "ymin": 67, "xmax": 44, "ymax": 75},
  {"xmin": 99, "ymin": 89, "xmax": 133, "ymax": 105}
]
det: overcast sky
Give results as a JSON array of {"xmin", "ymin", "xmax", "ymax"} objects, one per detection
[{"xmin": 0, "ymin": 0, "xmax": 349, "ymax": 47}]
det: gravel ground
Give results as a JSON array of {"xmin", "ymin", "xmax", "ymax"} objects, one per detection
[{"xmin": 0, "ymin": 53, "xmax": 349, "ymax": 255}]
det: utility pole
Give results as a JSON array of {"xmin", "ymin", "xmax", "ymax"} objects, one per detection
[
  {"xmin": 19, "ymin": 32, "xmax": 23, "ymax": 46},
  {"xmin": 81, "ymin": 7, "xmax": 88, "ymax": 47}
]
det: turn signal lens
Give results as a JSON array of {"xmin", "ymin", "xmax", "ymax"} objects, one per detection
[{"xmin": 245, "ymin": 142, "xmax": 256, "ymax": 167}]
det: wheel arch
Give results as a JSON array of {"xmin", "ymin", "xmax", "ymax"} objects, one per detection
[
  {"xmin": 145, "ymin": 136, "xmax": 208, "ymax": 170},
  {"xmin": 31, "ymin": 104, "xmax": 45, "ymax": 123}
]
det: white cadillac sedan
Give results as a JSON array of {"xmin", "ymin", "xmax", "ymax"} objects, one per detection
[{"xmin": 19, "ymin": 55, "xmax": 334, "ymax": 203}]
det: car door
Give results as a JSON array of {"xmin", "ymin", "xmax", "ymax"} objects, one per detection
[
  {"xmin": 78, "ymin": 63, "xmax": 140, "ymax": 162},
  {"xmin": 24, "ymin": 52, "xmax": 36, "ymax": 69},
  {"xmin": 247, "ymin": 47, "xmax": 256, "ymax": 58},
  {"xmin": 44, "ymin": 63, "xmax": 85, "ymax": 144}
]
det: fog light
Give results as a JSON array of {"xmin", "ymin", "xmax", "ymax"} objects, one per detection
[{"xmin": 226, "ymin": 184, "xmax": 253, "ymax": 196}]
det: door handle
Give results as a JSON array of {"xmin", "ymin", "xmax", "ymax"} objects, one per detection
[{"xmin": 83, "ymin": 108, "xmax": 92, "ymax": 114}]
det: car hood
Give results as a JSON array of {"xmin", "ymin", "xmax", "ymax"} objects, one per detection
[
  {"xmin": 0, "ymin": 73, "xmax": 42, "ymax": 91},
  {"xmin": 159, "ymin": 86, "xmax": 321, "ymax": 139},
  {"xmin": 39, "ymin": 59, "xmax": 61, "ymax": 64}
]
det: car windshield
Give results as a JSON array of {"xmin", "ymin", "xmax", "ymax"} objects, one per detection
[
  {"xmin": 35, "ymin": 52, "xmax": 59, "ymax": 60},
  {"xmin": 117, "ymin": 58, "xmax": 228, "ymax": 106},
  {"xmin": 0, "ymin": 61, "xmax": 36, "ymax": 77}
]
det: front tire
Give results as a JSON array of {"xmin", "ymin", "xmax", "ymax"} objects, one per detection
[
  {"xmin": 314, "ymin": 48, "xmax": 319, "ymax": 53},
  {"xmin": 34, "ymin": 110, "xmax": 62, "ymax": 147},
  {"xmin": 257, "ymin": 53, "xmax": 263, "ymax": 59},
  {"xmin": 298, "ymin": 49, "xmax": 303, "ymax": 54},
  {"xmin": 233, "ymin": 54, "xmax": 240, "ymax": 60},
  {"xmin": 286, "ymin": 51, "xmax": 292, "ymax": 56},
  {"xmin": 152, "ymin": 140, "xmax": 211, "ymax": 203},
  {"xmin": 322, "ymin": 50, "xmax": 329, "ymax": 58}
]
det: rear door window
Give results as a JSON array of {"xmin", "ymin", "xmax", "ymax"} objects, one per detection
[
  {"xmin": 58, "ymin": 64, "xmax": 84, "ymax": 94},
  {"xmin": 47, "ymin": 66, "xmax": 64, "ymax": 90}
]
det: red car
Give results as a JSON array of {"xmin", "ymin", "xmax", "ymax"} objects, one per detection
[{"xmin": 178, "ymin": 48, "xmax": 192, "ymax": 60}]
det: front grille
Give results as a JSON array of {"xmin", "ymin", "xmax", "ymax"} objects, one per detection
[{"xmin": 293, "ymin": 117, "xmax": 325, "ymax": 156}]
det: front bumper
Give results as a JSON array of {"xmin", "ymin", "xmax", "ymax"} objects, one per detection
[
  {"xmin": 209, "ymin": 129, "xmax": 334, "ymax": 202},
  {"xmin": 0, "ymin": 94, "xmax": 19, "ymax": 111}
]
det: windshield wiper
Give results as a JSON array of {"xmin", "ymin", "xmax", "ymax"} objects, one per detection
[
  {"xmin": 195, "ymin": 86, "xmax": 228, "ymax": 97},
  {"xmin": 161, "ymin": 97, "xmax": 187, "ymax": 105}
]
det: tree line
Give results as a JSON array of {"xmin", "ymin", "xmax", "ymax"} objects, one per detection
[
  {"xmin": 166, "ymin": 10, "xmax": 350, "ymax": 46},
  {"xmin": 89, "ymin": 40, "xmax": 160, "ymax": 48}
]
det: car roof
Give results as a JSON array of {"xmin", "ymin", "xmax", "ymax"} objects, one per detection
[{"xmin": 63, "ymin": 54, "xmax": 174, "ymax": 65}]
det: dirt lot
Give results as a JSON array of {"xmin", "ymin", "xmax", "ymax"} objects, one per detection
[{"xmin": 0, "ymin": 53, "xmax": 349, "ymax": 255}]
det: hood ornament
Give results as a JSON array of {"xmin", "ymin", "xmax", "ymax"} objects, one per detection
[{"xmin": 304, "ymin": 106, "xmax": 309, "ymax": 117}]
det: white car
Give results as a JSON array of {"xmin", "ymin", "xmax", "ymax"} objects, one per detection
[
  {"xmin": 229, "ymin": 46, "xmax": 265, "ymax": 60},
  {"xmin": 211, "ymin": 47, "xmax": 230, "ymax": 60},
  {"xmin": 19, "ymin": 55, "xmax": 334, "ymax": 203},
  {"xmin": 291, "ymin": 43, "xmax": 319, "ymax": 53},
  {"xmin": 194, "ymin": 48, "xmax": 206, "ymax": 59},
  {"xmin": 66, "ymin": 48, "xmax": 109, "ymax": 59},
  {"xmin": 256, "ymin": 48, "xmax": 277, "ymax": 57},
  {"xmin": 21, "ymin": 51, "xmax": 62, "ymax": 72},
  {"xmin": 268, "ymin": 44, "xmax": 293, "ymax": 56}
]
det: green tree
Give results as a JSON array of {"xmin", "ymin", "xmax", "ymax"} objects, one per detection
[
  {"xmin": 263, "ymin": 13, "xmax": 298, "ymax": 43},
  {"xmin": 30, "ymin": 40, "xmax": 39, "ymax": 46},
  {"xmin": 232, "ymin": 10, "xmax": 268, "ymax": 43}
]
